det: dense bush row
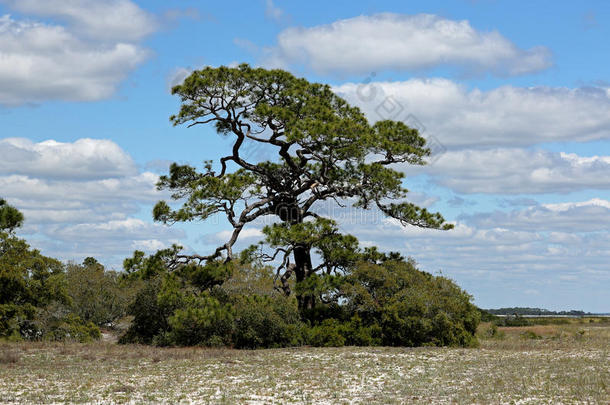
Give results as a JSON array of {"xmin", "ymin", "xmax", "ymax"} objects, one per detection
[
  {"xmin": 119, "ymin": 248, "xmax": 480, "ymax": 348},
  {"xmin": 2, "ymin": 200, "xmax": 480, "ymax": 347}
]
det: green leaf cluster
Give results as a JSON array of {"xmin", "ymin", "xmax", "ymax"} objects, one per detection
[
  {"xmin": 232, "ymin": 294, "xmax": 304, "ymax": 349},
  {"xmin": 340, "ymin": 259, "xmax": 480, "ymax": 347},
  {"xmin": 120, "ymin": 250, "xmax": 305, "ymax": 348},
  {"xmin": 0, "ymin": 199, "xmax": 24, "ymax": 233}
]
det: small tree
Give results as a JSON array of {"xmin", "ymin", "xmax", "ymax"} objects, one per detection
[
  {"xmin": 0, "ymin": 199, "xmax": 24, "ymax": 233},
  {"xmin": 65, "ymin": 258, "xmax": 134, "ymax": 326},
  {"xmin": 154, "ymin": 65, "xmax": 452, "ymax": 310}
]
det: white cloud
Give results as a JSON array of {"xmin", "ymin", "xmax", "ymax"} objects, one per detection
[
  {"xmin": 52, "ymin": 218, "xmax": 178, "ymax": 242},
  {"xmin": 0, "ymin": 0, "xmax": 154, "ymax": 105},
  {"xmin": 331, "ymin": 204, "xmax": 609, "ymax": 311},
  {"xmin": 35, "ymin": 218, "xmax": 184, "ymax": 269},
  {"xmin": 0, "ymin": 0, "xmax": 157, "ymax": 41},
  {"xmin": 334, "ymin": 80, "xmax": 610, "ymax": 148},
  {"xmin": 167, "ymin": 67, "xmax": 194, "ymax": 91},
  {"xmin": 419, "ymin": 148, "xmax": 610, "ymax": 194},
  {"xmin": 0, "ymin": 137, "xmax": 179, "ymax": 267},
  {"xmin": 358, "ymin": 218, "xmax": 604, "ymax": 279},
  {"xmin": 132, "ymin": 238, "xmax": 169, "ymax": 252},
  {"xmin": 267, "ymin": 13, "xmax": 551, "ymax": 76},
  {"xmin": 0, "ymin": 138, "xmax": 137, "ymax": 179},
  {"xmin": 0, "ymin": 138, "xmax": 160, "ymax": 223},
  {"xmin": 543, "ymin": 197, "xmax": 610, "ymax": 212},
  {"xmin": 215, "ymin": 228, "xmax": 263, "ymax": 242},
  {"xmin": 2, "ymin": 172, "xmax": 161, "ymax": 224},
  {"xmin": 462, "ymin": 198, "xmax": 610, "ymax": 232},
  {"xmin": 335, "ymin": 79, "xmax": 610, "ymax": 197}
]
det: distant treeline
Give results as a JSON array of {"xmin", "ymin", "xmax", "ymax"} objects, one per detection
[{"xmin": 484, "ymin": 307, "xmax": 592, "ymax": 316}]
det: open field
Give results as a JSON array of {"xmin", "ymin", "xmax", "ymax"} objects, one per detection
[{"xmin": 0, "ymin": 322, "xmax": 608, "ymax": 404}]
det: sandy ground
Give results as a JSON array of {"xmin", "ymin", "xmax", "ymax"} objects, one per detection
[{"xmin": 0, "ymin": 323, "xmax": 608, "ymax": 404}]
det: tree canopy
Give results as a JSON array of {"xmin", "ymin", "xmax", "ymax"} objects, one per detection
[
  {"xmin": 0, "ymin": 199, "xmax": 24, "ymax": 233},
  {"xmin": 154, "ymin": 64, "xmax": 453, "ymax": 310},
  {"xmin": 0, "ymin": 201, "xmax": 102, "ymax": 342}
]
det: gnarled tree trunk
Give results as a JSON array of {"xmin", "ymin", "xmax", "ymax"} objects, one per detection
[{"xmin": 293, "ymin": 245, "xmax": 314, "ymax": 311}]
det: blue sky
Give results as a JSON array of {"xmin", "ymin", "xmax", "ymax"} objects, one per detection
[{"xmin": 1, "ymin": 0, "xmax": 609, "ymax": 312}]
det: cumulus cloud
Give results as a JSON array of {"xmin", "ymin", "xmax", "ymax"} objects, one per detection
[
  {"xmin": 0, "ymin": 137, "xmax": 180, "ymax": 267},
  {"xmin": 0, "ymin": 137, "xmax": 159, "ymax": 225},
  {"xmin": 418, "ymin": 149, "xmax": 610, "ymax": 194},
  {"xmin": 0, "ymin": 0, "xmax": 154, "ymax": 105},
  {"xmin": 35, "ymin": 218, "xmax": 184, "ymax": 269},
  {"xmin": 334, "ymin": 80, "xmax": 610, "ymax": 148},
  {"xmin": 267, "ymin": 13, "xmax": 551, "ymax": 76},
  {"xmin": 0, "ymin": 138, "xmax": 137, "ymax": 179},
  {"xmin": 1, "ymin": 173, "xmax": 161, "ymax": 224},
  {"xmin": 0, "ymin": 0, "xmax": 157, "ymax": 41},
  {"xmin": 335, "ymin": 79, "xmax": 610, "ymax": 196}
]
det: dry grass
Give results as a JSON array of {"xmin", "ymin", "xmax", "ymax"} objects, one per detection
[
  {"xmin": 0, "ymin": 323, "xmax": 608, "ymax": 404},
  {"xmin": 0, "ymin": 348, "xmax": 20, "ymax": 365}
]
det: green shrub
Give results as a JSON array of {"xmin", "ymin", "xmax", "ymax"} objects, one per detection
[
  {"xmin": 119, "ymin": 277, "xmax": 168, "ymax": 344},
  {"xmin": 482, "ymin": 323, "xmax": 505, "ymax": 339},
  {"xmin": 306, "ymin": 315, "xmax": 382, "ymax": 347},
  {"xmin": 43, "ymin": 313, "xmax": 100, "ymax": 342},
  {"xmin": 494, "ymin": 316, "xmax": 531, "ymax": 327},
  {"xmin": 232, "ymin": 295, "xmax": 304, "ymax": 349},
  {"xmin": 1, "ymin": 293, "xmax": 100, "ymax": 343},
  {"xmin": 308, "ymin": 319, "xmax": 346, "ymax": 347},
  {"xmin": 520, "ymin": 330, "xmax": 543, "ymax": 340},
  {"xmin": 341, "ymin": 315, "xmax": 382, "ymax": 346},
  {"xmin": 120, "ymin": 274, "xmax": 234, "ymax": 347},
  {"xmin": 65, "ymin": 258, "xmax": 137, "ymax": 327},
  {"xmin": 165, "ymin": 293, "xmax": 233, "ymax": 347},
  {"xmin": 343, "ymin": 259, "xmax": 480, "ymax": 347},
  {"xmin": 0, "ymin": 303, "xmax": 37, "ymax": 340}
]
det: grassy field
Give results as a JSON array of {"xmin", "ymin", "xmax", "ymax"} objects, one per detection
[{"xmin": 0, "ymin": 320, "xmax": 608, "ymax": 404}]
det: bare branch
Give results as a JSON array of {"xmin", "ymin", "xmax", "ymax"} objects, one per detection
[
  {"xmin": 186, "ymin": 117, "xmax": 217, "ymax": 128},
  {"xmin": 277, "ymin": 262, "xmax": 295, "ymax": 296}
]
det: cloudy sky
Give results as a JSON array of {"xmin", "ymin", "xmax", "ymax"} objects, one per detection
[{"xmin": 1, "ymin": 0, "xmax": 609, "ymax": 312}]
